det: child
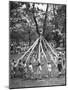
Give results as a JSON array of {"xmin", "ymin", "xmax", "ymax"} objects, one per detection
[
  {"xmin": 23, "ymin": 61, "xmax": 27, "ymax": 73},
  {"xmin": 36, "ymin": 62, "xmax": 42, "ymax": 79},
  {"xmin": 18, "ymin": 59, "xmax": 26, "ymax": 78},
  {"xmin": 28, "ymin": 62, "xmax": 34, "ymax": 79},
  {"xmin": 10, "ymin": 59, "xmax": 16, "ymax": 78},
  {"xmin": 47, "ymin": 62, "xmax": 52, "ymax": 78},
  {"xmin": 38, "ymin": 62, "xmax": 42, "ymax": 71},
  {"xmin": 23, "ymin": 61, "xmax": 27, "ymax": 67},
  {"xmin": 18, "ymin": 59, "xmax": 23, "ymax": 72},
  {"xmin": 11, "ymin": 59, "xmax": 16, "ymax": 71},
  {"xmin": 57, "ymin": 58, "xmax": 62, "ymax": 75},
  {"xmin": 29, "ymin": 62, "xmax": 33, "ymax": 72}
]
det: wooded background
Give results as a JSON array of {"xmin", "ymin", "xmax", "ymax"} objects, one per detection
[{"xmin": 9, "ymin": 1, "xmax": 66, "ymax": 49}]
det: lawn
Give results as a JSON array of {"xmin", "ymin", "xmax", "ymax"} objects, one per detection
[
  {"xmin": 9, "ymin": 76, "xmax": 66, "ymax": 89},
  {"xmin": 9, "ymin": 53, "xmax": 66, "ymax": 89}
]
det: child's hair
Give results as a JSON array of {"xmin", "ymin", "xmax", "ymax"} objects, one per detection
[
  {"xmin": 19, "ymin": 59, "xmax": 21, "ymax": 63},
  {"xmin": 58, "ymin": 57, "xmax": 62, "ymax": 61},
  {"xmin": 58, "ymin": 54, "xmax": 61, "ymax": 57},
  {"xmin": 29, "ymin": 62, "xmax": 31, "ymax": 65},
  {"xmin": 48, "ymin": 62, "xmax": 50, "ymax": 64},
  {"xmin": 12, "ymin": 59, "xmax": 15, "ymax": 62},
  {"xmin": 37, "ymin": 62, "xmax": 41, "ymax": 66},
  {"xmin": 23, "ymin": 61, "xmax": 25, "ymax": 64},
  {"xmin": 38, "ymin": 63, "xmax": 41, "ymax": 66}
]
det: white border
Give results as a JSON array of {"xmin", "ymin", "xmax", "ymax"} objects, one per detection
[{"xmin": 0, "ymin": 0, "xmax": 67, "ymax": 90}]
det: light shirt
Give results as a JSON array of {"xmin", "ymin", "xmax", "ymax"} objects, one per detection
[
  {"xmin": 23, "ymin": 63, "xmax": 26, "ymax": 68},
  {"xmin": 47, "ymin": 64, "xmax": 52, "ymax": 72},
  {"xmin": 39, "ymin": 65, "xmax": 42, "ymax": 71},
  {"xmin": 29, "ymin": 65, "xmax": 33, "ymax": 72}
]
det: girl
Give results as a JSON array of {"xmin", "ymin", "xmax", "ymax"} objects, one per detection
[
  {"xmin": 47, "ymin": 62, "xmax": 52, "ymax": 78},
  {"xmin": 29, "ymin": 62, "xmax": 33, "ymax": 72}
]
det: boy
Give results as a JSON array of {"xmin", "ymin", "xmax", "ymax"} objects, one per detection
[{"xmin": 57, "ymin": 58, "xmax": 62, "ymax": 76}]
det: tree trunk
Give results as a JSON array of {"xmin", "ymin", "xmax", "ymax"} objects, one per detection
[
  {"xmin": 43, "ymin": 4, "xmax": 49, "ymax": 36},
  {"xmin": 53, "ymin": 5, "xmax": 58, "ymax": 29},
  {"xmin": 28, "ymin": 31, "xmax": 31, "ymax": 46},
  {"xmin": 32, "ymin": 3, "xmax": 40, "ymax": 36},
  {"xmin": 32, "ymin": 3, "xmax": 49, "ymax": 37}
]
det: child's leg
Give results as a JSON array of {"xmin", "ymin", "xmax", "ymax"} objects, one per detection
[{"xmin": 48, "ymin": 71, "xmax": 51, "ymax": 78}]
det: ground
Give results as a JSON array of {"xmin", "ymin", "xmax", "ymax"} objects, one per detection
[
  {"xmin": 9, "ymin": 53, "xmax": 66, "ymax": 89},
  {"xmin": 9, "ymin": 76, "xmax": 66, "ymax": 89}
]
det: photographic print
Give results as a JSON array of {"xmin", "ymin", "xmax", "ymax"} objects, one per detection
[{"xmin": 9, "ymin": 1, "xmax": 66, "ymax": 89}]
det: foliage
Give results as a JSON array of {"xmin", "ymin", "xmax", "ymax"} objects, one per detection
[{"xmin": 9, "ymin": 1, "xmax": 66, "ymax": 48}]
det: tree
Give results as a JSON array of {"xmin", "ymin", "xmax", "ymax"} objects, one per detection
[
  {"xmin": 10, "ymin": 2, "xmax": 66, "ymax": 48},
  {"xmin": 43, "ymin": 4, "xmax": 49, "ymax": 36},
  {"xmin": 10, "ymin": 2, "xmax": 66, "ymax": 78}
]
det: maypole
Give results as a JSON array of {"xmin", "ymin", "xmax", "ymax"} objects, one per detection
[
  {"xmin": 42, "ymin": 37, "xmax": 58, "ymax": 58},
  {"xmin": 15, "ymin": 25, "xmax": 59, "ymax": 75},
  {"xmin": 42, "ymin": 38, "xmax": 57, "ymax": 66},
  {"xmin": 26, "ymin": 37, "xmax": 39, "ymax": 63},
  {"xmin": 38, "ymin": 36, "xmax": 41, "ymax": 63},
  {"xmin": 40, "ymin": 39, "xmax": 48, "ymax": 63},
  {"xmin": 15, "ymin": 38, "xmax": 39, "ymax": 66},
  {"xmin": 38, "ymin": 36, "xmax": 42, "ymax": 71}
]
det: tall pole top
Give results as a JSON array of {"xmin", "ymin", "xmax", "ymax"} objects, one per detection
[{"xmin": 39, "ymin": 28, "xmax": 43, "ymax": 35}]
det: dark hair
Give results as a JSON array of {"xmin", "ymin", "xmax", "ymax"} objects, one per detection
[
  {"xmin": 12, "ymin": 59, "xmax": 15, "ymax": 62},
  {"xmin": 58, "ymin": 57, "xmax": 62, "ymax": 60},
  {"xmin": 48, "ymin": 62, "xmax": 50, "ymax": 64},
  {"xmin": 58, "ymin": 54, "xmax": 61, "ymax": 57},
  {"xmin": 19, "ymin": 59, "xmax": 21, "ymax": 62},
  {"xmin": 23, "ymin": 61, "xmax": 25, "ymax": 64},
  {"xmin": 29, "ymin": 62, "xmax": 31, "ymax": 65},
  {"xmin": 38, "ymin": 62, "xmax": 41, "ymax": 66}
]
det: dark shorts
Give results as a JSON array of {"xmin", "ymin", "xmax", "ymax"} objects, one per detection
[{"xmin": 57, "ymin": 64, "xmax": 62, "ymax": 72}]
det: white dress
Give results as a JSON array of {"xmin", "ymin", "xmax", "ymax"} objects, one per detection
[
  {"xmin": 47, "ymin": 64, "xmax": 52, "ymax": 72},
  {"xmin": 39, "ymin": 65, "xmax": 42, "ymax": 71},
  {"xmin": 29, "ymin": 65, "xmax": 33, "ymax": 72}
]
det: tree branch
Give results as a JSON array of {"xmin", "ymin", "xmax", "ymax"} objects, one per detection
[
  {"xmin": 43, "ymin": 4, "xmax": 49, "ymax": 36},
  {"xmin": 53, "ymin": 5, "xmax": 58, "ymax": 29},
  {"xmin": 32, "ymin": 3, "xmax": 40, "ymax": 35}
]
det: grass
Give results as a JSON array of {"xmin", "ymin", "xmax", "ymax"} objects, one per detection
[
  {"xmin": 9, "ymin": 53, "xmax": 66, "ymax": 89},
  {"xmin": 9, "ymin": 76, "xmax": 66, "ymax": 89}
]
